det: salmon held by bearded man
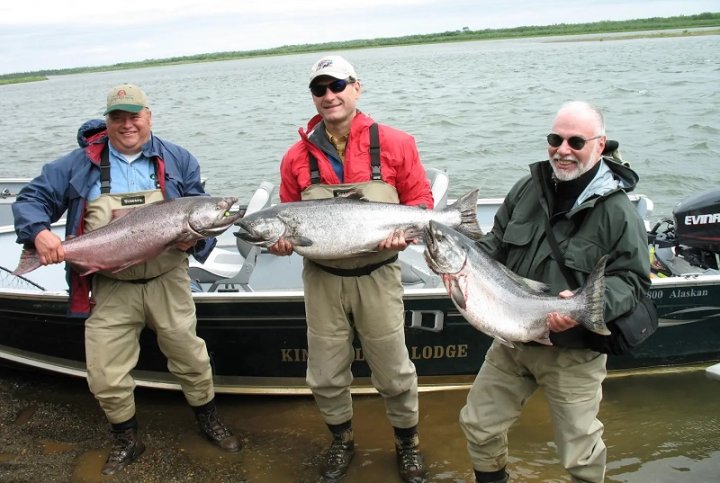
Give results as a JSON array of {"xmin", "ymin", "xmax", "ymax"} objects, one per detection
[{"xmin": 423, "ymin": 220, "xmax": 611, "ymax": 346}]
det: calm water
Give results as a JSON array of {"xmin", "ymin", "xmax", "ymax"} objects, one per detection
[
  {"xmin": 1, "ymin": 34, "xmax": 718, "ymax": 217},
  {"xmin": 1, "ymin": 34, "xmax": 719, "ymax": 482}
]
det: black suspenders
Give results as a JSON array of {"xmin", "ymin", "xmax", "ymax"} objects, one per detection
[
  {"xmin": 368, "ymin": 122, "xmax": 381, "ymax": 180},
  {"xmin": 308, "ymin": 123, "xmax": 381, "ymax": 184},
  {"xmin": 100, "ymin": 144, "xmax": 112, "ymax": 194}
]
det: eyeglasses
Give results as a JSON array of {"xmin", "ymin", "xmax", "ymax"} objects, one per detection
[
  {"xmin": 310, "ymin": 79, "xmax": 354, "ymax": 97},
  {"xmin": 547, "ymin": 133, "xmax": 602, "ymax": 150}
]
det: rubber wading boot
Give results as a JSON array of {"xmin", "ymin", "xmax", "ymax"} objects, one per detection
[
  {"xmin": 318, "ymin": 428, "xmax": 355, "ymax": 481},
  {"xmin": 101, "ymin": 427, "xmax": 146, "ymax": 475},
  {"xmin": 395, "ymin": 434, "xmax": 427, "ymax": 483},
  {"xmin": 195, "ymin": 404, "xmax": 240, "ymax": 452},
  {"xmin": 474, "ymin": 467, "xmax": 509, "ymax": 483}
]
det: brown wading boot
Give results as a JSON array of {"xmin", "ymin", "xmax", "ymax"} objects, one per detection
[
  {"xmin": 395, "ymin": 433, "xmax": 427, "ymax": 483},
  {"xmin": 318, "ymin": 428, "xmax": 355, "ymax": 482},
  {"xmin": 101, "ymin": 427, "xmax": 146, "ymax": 475},
  {"xmin": 194, "ymin": 402, "xmax": 240, "ymax": 452}
]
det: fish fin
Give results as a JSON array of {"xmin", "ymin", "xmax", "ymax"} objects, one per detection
[
  {"xmin": 495, "ymin": 336, "xmax": 516, "ymax": 348},
  {"xmin": 577, "ymin": 255, "xmax": 611, "ymax": 336},
  {"xmin": 68, "ymin": 262, "xmax": 99, "ymax": 276},
  {"xmin": 445, "ymin": 276, "xmax": 467, "ymax": 310},
  {"xmin": 12, "ymin": 247, "xmax": 42, "ymax": 276},
  {"xmin": 494, "ymin": 261, "xmax": 551, "ymax": 295},
  {"xmin": 109, "ymin": 207, "xmax": 136, "ymax": 223},
  {"xmin": 534, "ymin": 336, "xmax": 553, "ymax": 346},
  {"xmin": 287, "ymin": 236, "xmax": 313, "ymax": 247},
  {"xmin": 450, "ymin": 189, "xmax": 484, "ymax": 240},
  {"xmin": 109, "ymin": 260, "xmax": 145, "ymax": 273},
  {"xmin": 518, "ymin": 277, "xmax": 551, "ymax": 294}
]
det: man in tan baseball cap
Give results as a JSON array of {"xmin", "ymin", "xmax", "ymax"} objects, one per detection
[{"xmin": 14, "ymin": 81, "xmax": 240, "ymax": 476}]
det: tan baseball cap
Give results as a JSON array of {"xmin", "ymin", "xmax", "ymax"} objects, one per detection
[
  {"xmin": 104, "ymin": 83, "xmax": 149, "ymax": 115},
  {"xmin": 309, "ymin": 55, "xmax": 358, "ymax": 87}
]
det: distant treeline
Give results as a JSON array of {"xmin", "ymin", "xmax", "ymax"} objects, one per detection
[{"xmin": 2, "ymin": 12, "xmax": 718, "ymax": 85}]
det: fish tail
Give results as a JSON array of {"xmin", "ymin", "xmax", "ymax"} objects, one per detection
[
  {"xmin": 578, "ymin": 255, "xmax": 611, "ymax": 336},
  {"xmin": 13, "ymin": 247, "xmax": 42, "ymax": 276},
  {"xmin": 451, "ymin": 189, "xmax": 483, "ymax": 240}
]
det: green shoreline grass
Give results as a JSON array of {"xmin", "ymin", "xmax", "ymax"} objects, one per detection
[{"xmin": 1, "ymin": 12, "xmax": 718, "ymax": 85}]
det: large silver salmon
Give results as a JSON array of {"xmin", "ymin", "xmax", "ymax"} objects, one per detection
[
  {"xmin": 235, "ymin": 189, "xmax": 482, "ymax": 260},
  {"xmin": 14, "ymin": 197, "xmax": 243, "ymax": 276},
  {"xmin": 423, "ymin": 220, "xmax": 610, "ymax": 346}
]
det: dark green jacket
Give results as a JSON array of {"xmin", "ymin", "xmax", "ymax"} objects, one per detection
[{"xmin": 478, "ymin": 158, "xmax": 651, "ymax": 348}]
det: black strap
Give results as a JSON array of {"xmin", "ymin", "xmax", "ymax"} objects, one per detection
[
  {"xmin": 100, "ymin": 144, "xmax": 111, "ymax": 194},
  {"xmin": 532, "ymin": 174, "xmax": 580, "ymax": 290},
  {"xmin": 308, "ymin": 123, "xmax": 381, "ymax": 184},
  {"xmin": 369, "ymin": 123, "xmax": 381, "ymax": 180},
  {"xmin": 541, "ymin": 214, "xmax": 580, "ymax": 290},
  {"xmin": 309, "ymin": 153, "xmax": 321, "ymax": 185},
  {"xmin": 310, "ymin": 254, "xmax": 398, "ymax": 277}
]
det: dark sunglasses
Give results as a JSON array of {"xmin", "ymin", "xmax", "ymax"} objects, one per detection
[
  {"xmin": 547, "ymin": 133, "xmax": 602, "ymax": 150},
  {"xmin": 310, "ymin": 79, "xmax": 354, "ymax": 97}
]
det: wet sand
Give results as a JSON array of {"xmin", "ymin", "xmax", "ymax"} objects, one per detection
[
  {"xmin": 2, "ymin": 362, "xmax": 719, "ymax": 482},
  {"xmin": 0, "ymin": 362, "xmax": 476, "ymax": 483}
]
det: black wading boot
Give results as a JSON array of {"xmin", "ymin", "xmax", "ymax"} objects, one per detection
[
  {"xmin": 193, "ymin": 399, "xmax": 240, "ymax": 452},
  {"xmin": 318, "ymin": 427, "xmax": 355, "ymax": 482},
  {"xmin": 395, "ymin": 433, "xmax": 427, "ymax": 483},
  {"xmin": 474, "ymin": 467, "xmax": 509, "ymax": 483},
  {"xmin": 101, "ymin": 418, "xmax": 146, "ymax": 476}
]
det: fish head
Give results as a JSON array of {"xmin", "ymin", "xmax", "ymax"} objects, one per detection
[
  {"xmin": 423, "ymin": 221, "xmax": 468, "ymax": 275},
  {"xmin": 187, "ymin": 197, "xmax": 244, "ymax": 237},
  {"xmin": 235, "ymin": 212, "xmax": 286, "ymax": 247}
]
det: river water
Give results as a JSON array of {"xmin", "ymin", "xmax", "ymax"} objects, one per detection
[
  {"xmin": 1, "ymin": 34, "xmax": 719, "ymax": 482},
  {"xmin": 1, "ymin": 33, "xmax": 719, "ymax": 217}
]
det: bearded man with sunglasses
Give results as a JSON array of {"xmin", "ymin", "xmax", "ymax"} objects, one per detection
[
  {"xmin": 270, "ymin": 55, "xmax": 432, "ymax": 482},
  {"xmin": 459, "ymin": 101, "xmax": 650, "ymax": 483}
]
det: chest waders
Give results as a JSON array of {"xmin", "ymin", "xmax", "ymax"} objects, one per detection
[
  {"xmin": 83, "ymin": 147, "xmax": 214, "ymax": 425},
  {"xmin": 301, "ymin": 124, "xmax": 420, "ymax": 432}
]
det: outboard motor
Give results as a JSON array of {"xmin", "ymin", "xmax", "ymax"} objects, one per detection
[
  {"xmin": 649, "ymin": 188, "xmax": 720, "ymax": 276},
  {"xmin": 672, "ymin": 188, "xmax": 720, "ymax": 270}
]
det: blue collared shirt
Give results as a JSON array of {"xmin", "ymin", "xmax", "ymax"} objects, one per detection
[{"xmin": 87, "ymin": 143, "xmax": 157, "ymax": 201}]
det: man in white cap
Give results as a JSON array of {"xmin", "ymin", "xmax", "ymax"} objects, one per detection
[
  {"xmin": 269, "ymin": 55, "xmax": 431, "ymax": 482},
  {"xmin": 13, "ymin": 83, "xmax": 239, "ymax": 476}
]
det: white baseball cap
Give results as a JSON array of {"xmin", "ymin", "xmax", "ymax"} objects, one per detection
[{"xmin": 309, "ymin": 55, "xmax": 358, "ymax": 87}]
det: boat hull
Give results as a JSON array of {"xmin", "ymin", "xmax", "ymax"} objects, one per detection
[{"xmin": 1, "ymin": 276, "xmax": 718, "ymax": 394}]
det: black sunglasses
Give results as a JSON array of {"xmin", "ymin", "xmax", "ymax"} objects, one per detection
[
  {"xmin": 547, "ymin": 133, "xmax": 602, "ymax": 150},
  {"xmin": 310, "ymin": 79, "xmax": 354, "ymax": 97}
]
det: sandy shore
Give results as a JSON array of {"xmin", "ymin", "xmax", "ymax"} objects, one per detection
[
  {"xmin": 0, "ymin": 363, "xmax": 332, "ymax": 483},
  {"xmin": 0, "ymin": 362, "xmax": 475, "ymax": 483}
]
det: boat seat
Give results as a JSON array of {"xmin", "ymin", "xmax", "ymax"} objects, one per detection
[
  {"xmin": 426, "ymin": 167, "xmax": 449, "ymax": 210},
  {"xmin": 237, "ymin": 181, "xmax": 275, "ymax": 258}
]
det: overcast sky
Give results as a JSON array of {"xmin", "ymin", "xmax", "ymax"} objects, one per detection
[{"xmin": 1, "ymin": 0, "xmax": 716, "ymax": 75}]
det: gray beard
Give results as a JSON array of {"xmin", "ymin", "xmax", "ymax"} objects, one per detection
[{"xmin": 551, "ymin": 155, "xmax": 590, "ymax": 182}]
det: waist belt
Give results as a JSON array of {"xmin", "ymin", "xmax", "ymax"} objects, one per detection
[
  {"xmin": 311, "ymin": 254, "xmax": 398, "ymax": 277},
  {"xmin": 123, "ymin": 276, "xmax": 160, "ymax": 284}
]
